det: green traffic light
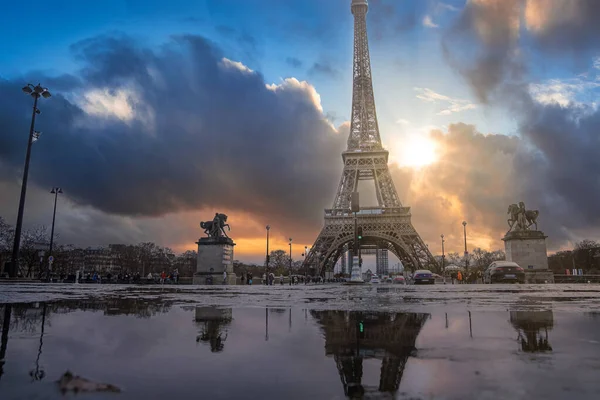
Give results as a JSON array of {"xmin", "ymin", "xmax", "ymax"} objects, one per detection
[{"xmin": 359, "ymin": 322, "xmax": 364, "ymax": 333}]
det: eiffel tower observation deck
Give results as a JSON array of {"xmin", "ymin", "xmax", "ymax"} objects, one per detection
[{"xmin": 304, "ymin": 0, "xmax": 438, "ymax": 276}]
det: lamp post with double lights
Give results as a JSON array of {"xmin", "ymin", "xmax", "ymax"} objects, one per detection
[
  {"xmin": 289, "ymin": 238, "xmax": 293, "ymax": 286},
  {"xmin": 10, "ymin": 83, "xmax": 51, "ymax": 278},
  {"xmin": 47, "ymin": 188, "xmax": 63, "ymax": 282},
  {"xmin": 462, "ymin": 221, "xmax": 469, "ymax": 278},
  {"xmin": 265, "ymin": 225, "xmax": 271, "ymax": 285}
]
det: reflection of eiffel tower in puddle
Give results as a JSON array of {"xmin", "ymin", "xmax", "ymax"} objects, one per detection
[
  {"xmin": 509, "ymin": 310, "xmax": 554, "ymax": 353},
  {"xmin": 312, "ymin": 310, "xmax": 429, "ymax": 398},
  {"xmin": 195, "ymin": 307, "xmax": 233, "ymax": 353}
]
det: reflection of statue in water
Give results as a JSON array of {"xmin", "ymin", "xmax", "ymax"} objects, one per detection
[
  {"xmin": 197, "ymin": 323, "xmax": 228, "ymax": 352},
  {"xmin": 311, "ymin": 310, "xmax": 429, "ymax": 397},
  {"xmin": 507, "ymin": 202, "xmax": 539, "ymax": 232},
  {"xmin": 200, "ymin": 213, "xmax": 231, "ymax": 238},
  {"xmin": 194, "ymin": 307, "xmax": 232, "ymax": 353},
  {"xmin": 509, "ymin": 310, "xmax": 553, "ymax": 352}
]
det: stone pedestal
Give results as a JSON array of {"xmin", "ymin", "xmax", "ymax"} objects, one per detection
[
  {"xmin": 192, "ymin": 237, "xmax": 237, "ymax": 285},
  {"xmin": 502, "ymin": 230, "xmax": 554, "ymax": 283}
]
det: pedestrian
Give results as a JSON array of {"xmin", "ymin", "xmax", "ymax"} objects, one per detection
[
  {"xmin": 160, "ymin": 271, "xmax": 166, "ymax": 284},
  {"xmin": 223, "ymin": 270, "xmax": 227, "ymax": 284}
]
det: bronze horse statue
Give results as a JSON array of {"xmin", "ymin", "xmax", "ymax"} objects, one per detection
[
  {"xmin": 200, "ymin": 213, "xmax": 231, "ymax": 238},
  {"xmin": 507, "ymin": 203, "xmax": 539, "ymax": 231}
]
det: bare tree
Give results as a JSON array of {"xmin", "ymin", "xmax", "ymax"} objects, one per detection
[
  {"xmin": 20, "ymin": 226, "xmax": 49, "ymax": 278},
  {"xmin": 0, "ymin": 217, "xmax": 14, "ymax": 274}
]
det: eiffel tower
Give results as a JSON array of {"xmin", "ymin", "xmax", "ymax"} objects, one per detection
[{"xmin": 304, "ymin": 0, "xmax": 437, "ymax": 276}]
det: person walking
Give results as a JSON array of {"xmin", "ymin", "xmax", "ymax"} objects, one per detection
[{"xmin": 223, "ymin": 270, "xmax": 227, "ymax": 285}]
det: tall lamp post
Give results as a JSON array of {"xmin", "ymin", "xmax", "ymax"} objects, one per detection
[
  {"xmin": 265, "ymin": 225, "xmax": 270, "ymax": 285},
  {"xmin": 304, "ymin": 245, "xmax": 308, "ymax": 284},
  {"xmin": 10, "ymin": 83, "xmax": 51, "ymax": 278},
  {"xmin": 462, "ymin": 221, "xmax": 469, "ymax": 278},
  {"xmin": 441, "ymin": 234, "xmax": 445, "ymax": 273},
  {"xmin": 289, "ymin": 238, "xmax": 292, "ymax": 286},
  {"xmin": 47, "ymin": 187, "xmax": 63, "ymax": 282}
]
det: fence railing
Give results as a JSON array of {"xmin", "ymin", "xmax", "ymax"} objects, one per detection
[{"xmin": 553, "ymin": 274, "xmax": 600, "ymax": 283}]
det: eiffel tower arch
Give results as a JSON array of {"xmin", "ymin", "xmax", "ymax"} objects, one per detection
[{"xmin": 304, "ymin": 0, "xmax": 438, "ymax": 276}]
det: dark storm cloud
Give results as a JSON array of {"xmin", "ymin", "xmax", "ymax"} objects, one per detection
[
  {"xmin": 440, "ymin": 0, "xmax": 600, "ymax": 246},
  {"xmin": 525, "ymin": 0, "xmax": 600, "ymax": 56},
  {"xmin": 0, "ymin": 35, "xmax": 345, "ymax": 231},
  {"xmin": 441, "ymin": 0, "xmax": 523, "ymax": 103}
]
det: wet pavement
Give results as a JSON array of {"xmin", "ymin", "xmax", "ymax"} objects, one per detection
[{"xmin": 0, "ymin": 284, "xmax": 599, "ymax": 399}]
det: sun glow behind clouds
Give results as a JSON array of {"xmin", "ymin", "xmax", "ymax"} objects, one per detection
[{"xmin": 391, "ymin": 133, "xmax": 438, "ymax": 168}]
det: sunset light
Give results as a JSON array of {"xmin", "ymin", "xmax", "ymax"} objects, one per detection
[{"xmin": 393, "ymin": 134, "xmax": 438, "ymax": 168}]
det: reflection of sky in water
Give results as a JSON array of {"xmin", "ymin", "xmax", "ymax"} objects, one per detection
[{"xmin": 0, "ymin": 301, "xmax": 599, "ymax": 399}]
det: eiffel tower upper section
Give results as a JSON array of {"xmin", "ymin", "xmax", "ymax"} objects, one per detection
[
  {"xmin": 330, "ymin": 0, "xmax": 402, "ymax": 211},
  {"xmin": 348, "ymin": 0, "xmax": 382, "ymax": 152}
]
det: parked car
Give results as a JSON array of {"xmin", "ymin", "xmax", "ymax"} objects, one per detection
[
  {"xmin": 370, "ymin": 274, "xmax": 381, "ymax": 284},
  {"xmin": 413, "ymin": 270, "xmax": 435, "ymax": 285},
  {"xmin": 393, "ymin": 276, "xmax": 406, "ymax": 285},
  {"xmin": 484, "ymin": 261, "xmax": 525, "ymax": 284}
]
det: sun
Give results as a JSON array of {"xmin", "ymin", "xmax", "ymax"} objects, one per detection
[{"xmin": 393, "ymin": 134, "xmax": 438, "ymax": 168}]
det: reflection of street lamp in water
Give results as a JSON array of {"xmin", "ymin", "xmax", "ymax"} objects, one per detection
[
  {"xmin": 29, "ymin": 303, "xmax": 47, "ymax": 380},
  {"xmin": 265, "ymin": 308, "xmax": 269, "ymax": 341}
]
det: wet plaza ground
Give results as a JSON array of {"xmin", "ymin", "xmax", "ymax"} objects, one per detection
[{"xmin": 1, "ymin": 284, "xmax": 600, "ymax": 399}]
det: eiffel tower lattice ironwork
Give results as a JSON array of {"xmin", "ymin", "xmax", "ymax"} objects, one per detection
[{"xmin": 304, "ymin": 0, "xmax": 438, "ymax": 276}]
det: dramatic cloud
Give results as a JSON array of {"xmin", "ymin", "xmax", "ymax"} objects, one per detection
[
  {"xmin": 391, "ymin": 123, "xmax": 522, "ymax": 252},
  {"xmin": 439, "ymin": 0, "xmax": 600, "ymax": 249},
  {"xmin": 0, "ymin": 34, "xmax": 346, "ymax": 254},
  {"xmin": 524, "ymin": 0, "xmax": 600, "ymax": 54}
]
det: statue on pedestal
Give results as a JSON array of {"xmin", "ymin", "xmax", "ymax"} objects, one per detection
[
  {"xmin": 194, "ymin": 213, "xmax": 236, "ymax": 285},
  {"xmin": 503, "ymin": 201, "xmax": 553, "ymax": 283},
  {"xmin": 200, "ymin": 213, "xmax": 231, "ymax": 238},
  {"xmin": 507, "ymin": 201, "xmax": 539, "ymax": 232}
]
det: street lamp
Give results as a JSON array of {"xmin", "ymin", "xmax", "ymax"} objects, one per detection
[
  {"xmin": 304, "ymin": 245, "xmax": 308, "ymax": 284},
  {"xmin": 265, "ymin": 225, "xmax": 270, "ymax": 285},
  {"xmin": 441, "ymin": 234, "xmax": 445, "ymax": 273},
  {"xmin": 10, "ymin": 83, "xmax": 51, "ymax": 278},
  {"xmin": 462, "ymin": 221, "xmax": 469, "ymax": 277},
  {"xmin": 289, "ymin": 238, "xmax": 293, "ymax": 286},
  {"xmin": 47, "ymin": 187, "xmax": 63, "ymax": 282}
]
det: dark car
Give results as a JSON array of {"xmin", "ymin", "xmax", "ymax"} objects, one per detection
[
  {"xmin": 413, "ymin": 270, "xmax": 435, "ymax": 285},
  {"xmin": 484, "ymin": 261, "xmax": 525, "ymax": 284}
]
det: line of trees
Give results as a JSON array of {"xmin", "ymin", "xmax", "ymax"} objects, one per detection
[
  {"xmin": 233, "ymin": 249, "xmax": 304, "ymax": 277},
  {"xmin": 548, "ymin": 240, "xmax": 600, "ymax": 274},
  {"xmin": 0, "ymin": 216, "xmax": 197, "ymax": 278}
]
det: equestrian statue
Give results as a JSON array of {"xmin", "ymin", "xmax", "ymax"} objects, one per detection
[
  {"xmin": 200, "ymin": 213, "xmax": 231, "ymax": 238},
  {"xmin": 507, "ymin": 202, "xmax": 539, "ymax": 232}
]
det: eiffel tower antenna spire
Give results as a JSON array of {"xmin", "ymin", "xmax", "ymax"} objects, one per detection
[
  {"xmin": 349, "ymin": 0, "xmax": 381, "ymax": 151},
  {"xmin": 304, "ymin": 0, "xmax": 438, "ymax": 277}
]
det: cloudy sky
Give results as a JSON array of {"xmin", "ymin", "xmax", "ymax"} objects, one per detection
[{"xmin": 1, "ymin": 0, "xmax": 599, "ymax": 263}]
